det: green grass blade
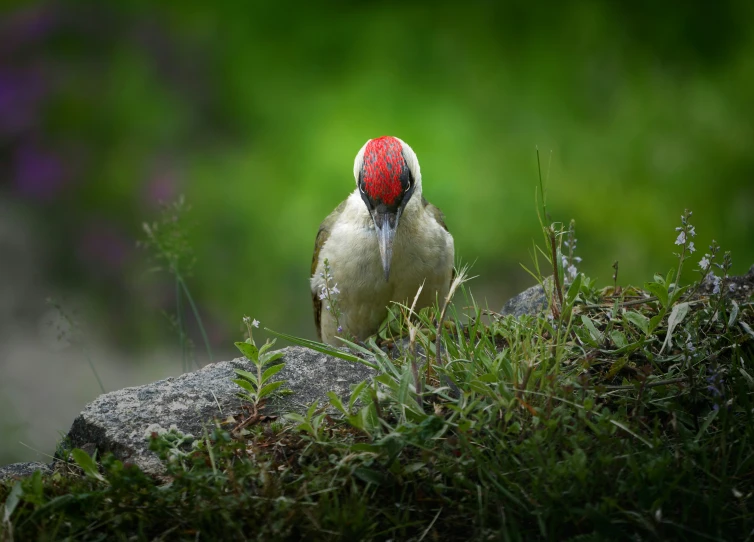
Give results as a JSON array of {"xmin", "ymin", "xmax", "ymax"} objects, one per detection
[
  {"xmin": 177, "ymin": 274, "xmax": 214, "ymax": 365},
  {"xmin": 263, "ymin": 328, "xmax": 378, "ymax": 369},
  {"xmin": 176, "ymin": 276, "xmax": 187, "ymax": 373}
]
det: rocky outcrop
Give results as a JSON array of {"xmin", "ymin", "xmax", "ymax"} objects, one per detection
[
  {"xmin": 56, "ymin": 283, "xmax": 555, "ymax": 477},
  {"xmin": 0, "ymin": 283, "xmax": 564, "ymax": 482},
  {"xmin": 4, "ymin": 266, "xmax": 750, "ymax": 481},
  {"xmin": 0, "ymin": 462, "xmax": 50, "ymax": 482},
  {"xmin": 700, "ymin": 263, "xmax": 754, "ymax": 299},
  {"xmin": 500, "ymin": 282, "xmax": 549, "ymax": 317},
  {"xmin": 63, "ymin": 346, "xmax": 375, "ymax": 476}
]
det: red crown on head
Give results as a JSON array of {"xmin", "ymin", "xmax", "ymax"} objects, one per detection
[{"xmin": 362, "ymin": 136, "xmax": 404, "ymax": 206}]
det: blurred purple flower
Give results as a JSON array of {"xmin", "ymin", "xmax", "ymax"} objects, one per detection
[
  {"xmin": 77, "ymin": 223, "xmax": 129, "ymax": 271},
  {"xmin": 1, "ymin": 4, "xmax": 59, "ymax": 53},
  {"xmin": 13, "ymin": 144, "xmax": 67, "ymax": 200},
  {"xmin": 145, "ymin": 162, "xmax": 180, "ymax": 206},
  {"xmin": 0, "ymin": 69, "xmax": 46, "ymax": 136},
  {"xmin": 147, "ymin": 173, "xmax": 177, "ymax": 203},
  {"xmin": 706, "ymin": 366, "xmax": 725, "ymax": 412}
]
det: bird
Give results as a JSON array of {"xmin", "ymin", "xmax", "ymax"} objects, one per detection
[{"xmin": 310, "ymin": 136, "xmax": 455, "ymax": 345}]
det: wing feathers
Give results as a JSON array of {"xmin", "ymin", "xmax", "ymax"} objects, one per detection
[{"xmin": 311, "ymin": 199, "xmax": 347, "ymax": 340}]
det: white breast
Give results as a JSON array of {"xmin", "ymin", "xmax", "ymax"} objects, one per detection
[{"xmin": 311, "ymin": 190, "xmax": 454, "ymax": 344}]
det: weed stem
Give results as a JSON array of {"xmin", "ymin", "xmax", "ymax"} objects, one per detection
[{"xmin": 177, "ymin": 273, "xmax": 213, "ymax": 365}]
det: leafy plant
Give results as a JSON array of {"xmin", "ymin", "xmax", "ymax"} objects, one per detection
[
  {"xmin": 285, "ymin": 400, "xmax": 328, "ymax": 440},
  {"xmin": 233, "ymin": 316, "xmax": 287, "ymax": 416}
]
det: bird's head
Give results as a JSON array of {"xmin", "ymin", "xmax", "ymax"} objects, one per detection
[{"xmin": 353, "ymin": 136, "xmax": 422, "ymax": 281}]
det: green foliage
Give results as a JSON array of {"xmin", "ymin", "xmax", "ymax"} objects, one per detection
[
  {"xmin": 70, "ymin": 449, "xmax": 106, "ymax": 484},
  {"xmin": 232, "ymin": 317, "xmax": 288, "ymax": 413},
  {"xmin": 139, "ymin": 196, "xmax": 197, "ymax": 278},
  {"xmin": 265, "ymin": 328, "xmax": 378, "ymax": 369},
  {"xmin": 6, "ymin": 1, "xmax": 754, "ymax": 352},
  {"xmin": 285, "ymin": 401, "xmax": 328, "ymax": 441},
  {"xmin": 147, "ymin": 425, "xmax": 200, "ymax": 471},
  {"xmin": 2, "ymin": 214, "xmax": 753, "ymax": 540}
]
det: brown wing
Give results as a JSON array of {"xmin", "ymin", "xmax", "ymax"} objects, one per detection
[
  {"xmin": 421, "ymin": 195, "xmax": 455, "ymax": 285},
  {"xmin": 421, "ymin": 195, "xmax": 449, "ymax": 233},
  {"xmin": 311, "ymin": 199, "xmax": 347, "ymax": 341}
]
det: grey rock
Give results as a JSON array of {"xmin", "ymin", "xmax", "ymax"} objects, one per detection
[
  {"xmin": 65, "ymin": 346, "xmax": 376, "ymax": 475},
  {"xmin": 500, "ymin": 282, "xmax": 549, "ymax": 317},
  {"xmin": 503, "ymin": 264, "xmax": 754, "ymax": 317},
  {"xmin": 0, "ymin": 461, "xmax": 50, "ymax": 482},
  {"xmin": 700, "ymin": 263, "xmax": 754, "ymax": 299}
]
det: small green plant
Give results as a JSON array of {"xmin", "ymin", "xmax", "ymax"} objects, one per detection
[
  {"xmin": 69, "ymin": 448, "xmax": 107, "ymax": 483},
  {"xmin": 146, "ymin": 425, "xmax": 199, "ymax": 470},
  {"xmin": 233, "ymin": 316, "xmax": 288, "ymax": 416},
  {"xmin": 285, "ymin": 400, "xmax": 328, "ymax": 440}
]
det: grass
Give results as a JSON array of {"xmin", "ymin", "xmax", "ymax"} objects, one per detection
[{"xmin": 2, "ymin": 211, "xmax": 753, "ymax": 541}]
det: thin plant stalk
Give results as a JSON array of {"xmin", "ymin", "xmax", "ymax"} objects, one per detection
[
  {"xmin": 549, "ymin": 226, "xmax": 563, "ymax": 315},
  {"xmin": 177, "ymin": 273, "xmax": 214, "ymax": 365},
  {"xmin": 47, "ymin": 298, "xmax": 106, "ymax": 394},
  {"xmin": 536, "ymin": 147, "xmax": 549, "ymax": 223},
  {"xmin": 404, "ymin": 281, "xmax": 425, "ymax": 409},
  {"xmin": 672, "ymin": 209, "xmax": 694, "ymax": 295},
  {"xmin": 434, "ymin": 267, "xmax": 471, "ymax": 372},
  {"xmin": 83, "ymin": 345, "xmax": 105, "ymax": 394},
  {"xmin": 176, "ymin": 277, "xmax": 187, "ymax": 373}
]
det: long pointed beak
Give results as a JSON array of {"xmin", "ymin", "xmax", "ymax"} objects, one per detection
[{"xmin": 372, "ymin": 211, "xmax": 399, "ymax": 281}]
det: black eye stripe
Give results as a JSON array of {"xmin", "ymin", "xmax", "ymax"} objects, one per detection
[{"xmin": 399, "ymin": 160, "xmax": 412, "ymax": 192}]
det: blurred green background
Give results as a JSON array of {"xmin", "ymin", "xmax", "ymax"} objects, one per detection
[{"xmin": 1, "ymin": 0, "xmax": 753, "ymax": 464}]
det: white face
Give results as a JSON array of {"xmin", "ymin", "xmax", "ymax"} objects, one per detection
[{"xmin": 353, "ymin": 136, "xmax": 422, "ymax": 190}]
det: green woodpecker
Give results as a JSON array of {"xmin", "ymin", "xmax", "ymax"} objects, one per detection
[{"xmin": 310, "ymin": 136, "xmax": 454, "ymax": 344}]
